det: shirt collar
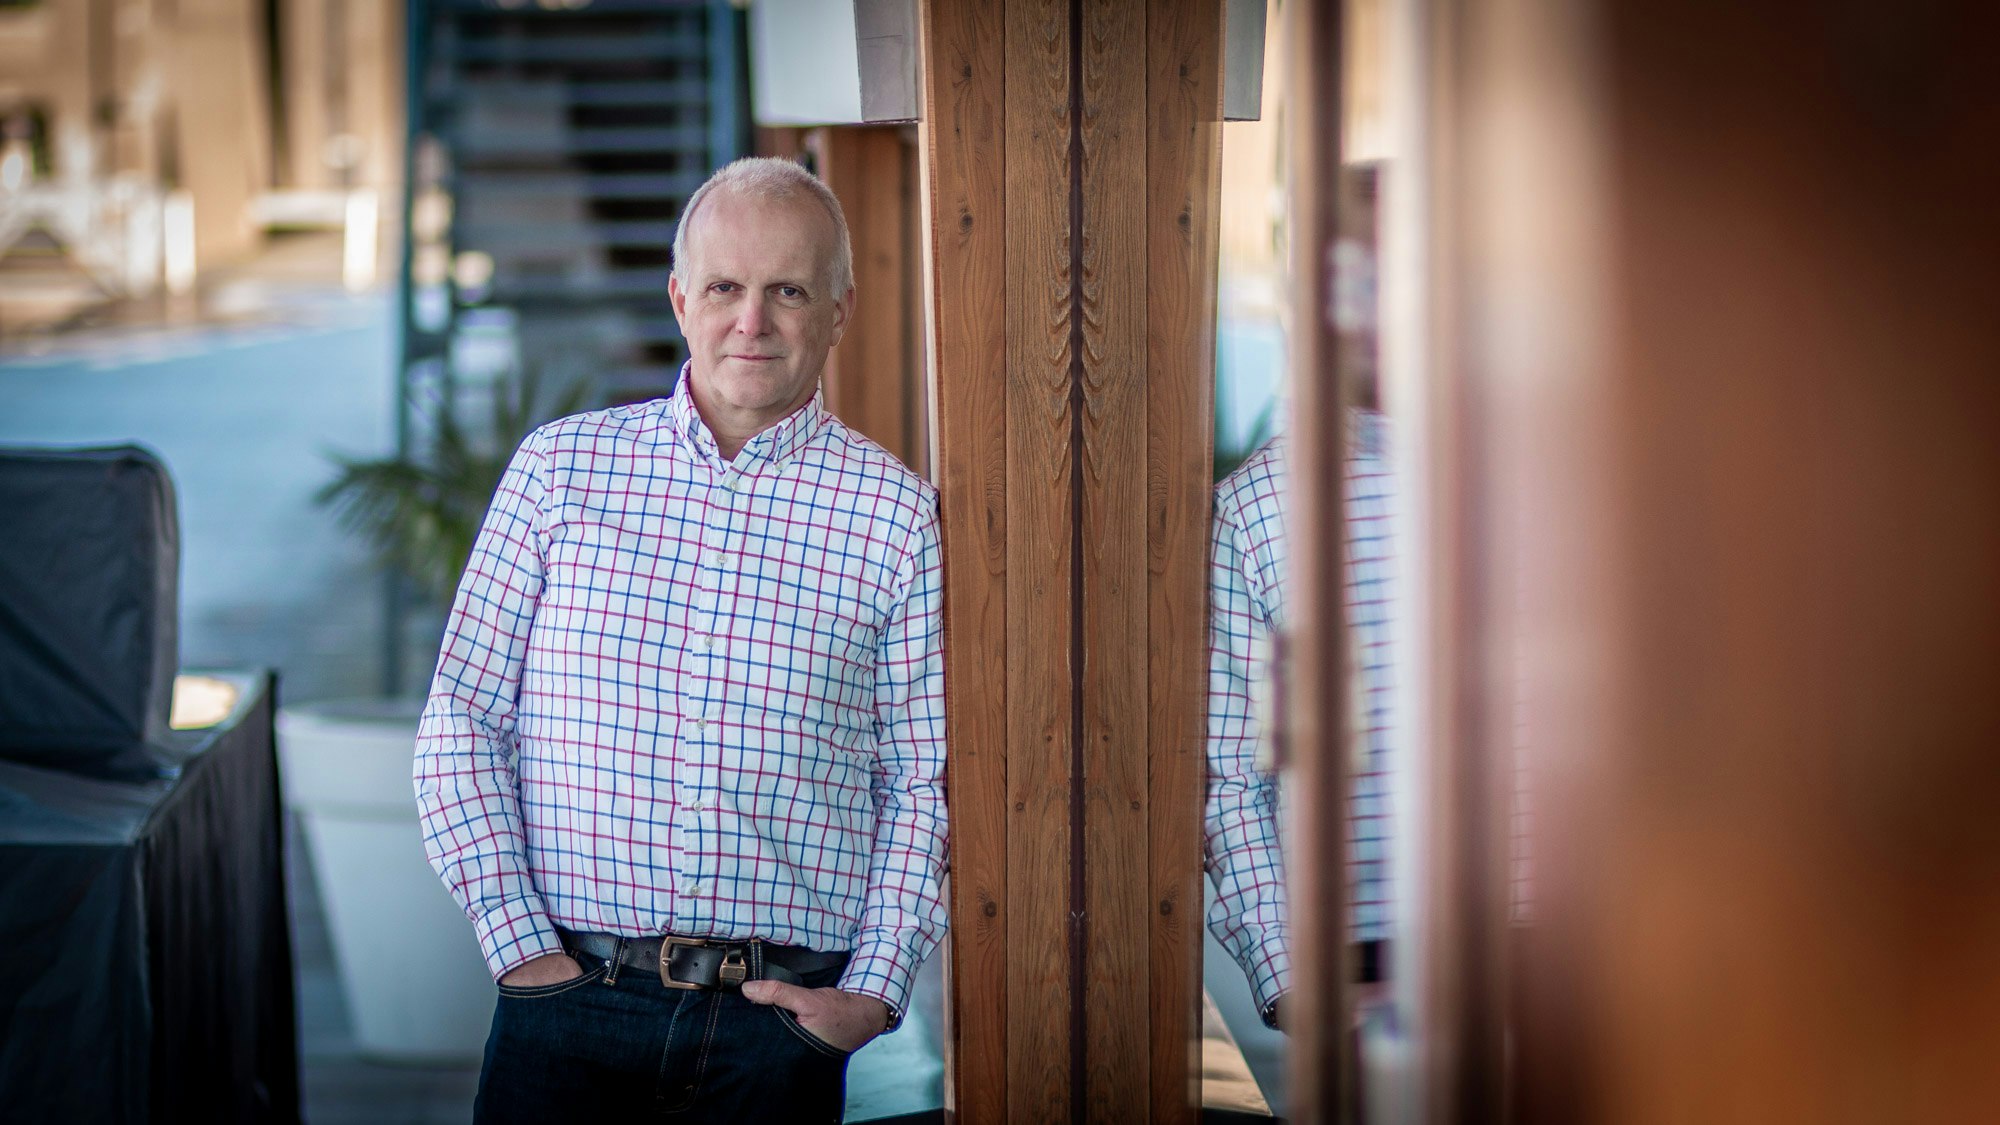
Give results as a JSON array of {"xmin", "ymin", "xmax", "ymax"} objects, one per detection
[{"xmin": 667, "ymin": 362, "xmax": 828, "ymax": 469}]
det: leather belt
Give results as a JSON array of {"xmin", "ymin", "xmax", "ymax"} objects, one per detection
[{"xmin": 559, "ymin": 929, "xmax": 849, "ymax": 991}]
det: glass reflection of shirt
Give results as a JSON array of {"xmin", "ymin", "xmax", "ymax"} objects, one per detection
[{"xmin": 1204, "ymin": 413, "xmax": 1396, "ymax": 1017}]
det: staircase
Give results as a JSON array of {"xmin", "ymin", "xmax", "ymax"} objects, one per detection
[{"xmin": 404, "ymin": 0, "xmax": 748, "ymax": 406}]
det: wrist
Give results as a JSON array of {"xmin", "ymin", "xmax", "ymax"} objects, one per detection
[
  {"xmin": 859, "ymin": 994, "xmax": 892, "ymax": 1033},
  {"xmin": 841, "ymin": 989, "xmax": 895, "ymax": 1034}
]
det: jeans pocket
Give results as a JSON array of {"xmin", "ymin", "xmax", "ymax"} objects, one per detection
[
  {"xmin": 774, "ymin": 1007, "xmax": 855, "ymax": 1059},
  {"xmin": 495, "ymin": 962, "xmax": 607, "ymax": 999}
]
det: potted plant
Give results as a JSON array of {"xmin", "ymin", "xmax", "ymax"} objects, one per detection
[{"xmin": 279, "ymin": 367, "xmax": 586, "ymax": 1062}]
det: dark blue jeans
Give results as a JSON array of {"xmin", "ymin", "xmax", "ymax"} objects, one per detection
[{"xmin": 472, "ymin": 946, "xmax": 853, "ymax": 1123}]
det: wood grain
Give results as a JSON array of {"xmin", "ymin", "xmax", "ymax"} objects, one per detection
[
  {"xmin": 819, "ymin": 126, "xmax": 919, "ymax": 468},
  {"xmin": 916, "ymin": 0, "xmax": 1010, "ymax": 1119},
  {"xmin": 1283, "ymin": 0, "xmax": 1355, "ymax": 1120},
  {"xmin": 1004, "ymin": 0, "xmax": 1076, "ymax": 1118},
  {"xmin": 921, "ymin": 0, "xmax": 1223, "ymax": 1117},
  {"xmin": 1076, "ymin": 0, "xmax": 1153, "ymax": 1120},
  {"xmin": 1143, "ymin": 0, "xmax": 1223, "ymax": 1120},
  {"xmin": 900, "ymin": 127, "xmax": 929, "ymax": 479}
]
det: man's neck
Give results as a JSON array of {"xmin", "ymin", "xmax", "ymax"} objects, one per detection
[
  {"xmin": 703, "ymin": 409, "xmax": 779, "ymax": 463},
  {"xmin": 710, "ymin": 427, "xmax": 752, "ymax": 463},
  {"xmin": 687, "ymin": 380, "xmax": 816, "ymax": 463}
]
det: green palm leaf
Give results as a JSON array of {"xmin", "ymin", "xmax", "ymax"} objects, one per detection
[{"xmin": 318, "ymin": 367, "xmax": 592, "ymax": 607}]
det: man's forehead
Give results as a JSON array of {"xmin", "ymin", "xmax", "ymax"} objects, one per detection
[{"xmin": 683, "ymin": 189, "xmax": 833, "ymax": 278}]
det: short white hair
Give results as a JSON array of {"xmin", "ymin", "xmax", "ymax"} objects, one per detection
[{"xmin": 671, "ymin": 156, "xmax": 854, "ymax": 297}]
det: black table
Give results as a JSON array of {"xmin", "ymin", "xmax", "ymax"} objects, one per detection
[{"xmin": 0, "ymin": 671, "xmax": 299, "ymax": 1124}]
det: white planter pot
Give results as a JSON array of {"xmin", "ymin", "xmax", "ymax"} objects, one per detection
[{"xmin": 278, "ymin": 698, "xmax": 495, "ymax": 1063}]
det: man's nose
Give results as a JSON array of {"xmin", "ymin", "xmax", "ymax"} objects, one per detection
[{"xmin": 732, "ymin": 295, "xmax": 770, "ymax": 336}]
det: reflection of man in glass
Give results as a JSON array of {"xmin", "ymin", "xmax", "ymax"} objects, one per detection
[{"xmin": 1204, "ymin": 412, "xmax": 1396, "ymax": 1028}]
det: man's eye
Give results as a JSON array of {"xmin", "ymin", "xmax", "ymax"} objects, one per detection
[
  {"xmin": 710, "ymin": 283, "xmax": 737, "ymax": 294},
  {"xmin": 778, "ymin": 287, "xmax": 804, "ymax": 299}
]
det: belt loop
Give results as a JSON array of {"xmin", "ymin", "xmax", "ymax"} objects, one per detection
[{"xmin": 603, "ymin": 936, "xmax": 624, "ymax": 986}]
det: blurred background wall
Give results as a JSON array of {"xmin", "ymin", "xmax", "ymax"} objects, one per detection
[{"xmin": 2, "ymin": 0, "xmax": 405, "ymax": 703}]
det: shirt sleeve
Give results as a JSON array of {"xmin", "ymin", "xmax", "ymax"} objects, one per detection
[
  {"xmin": 413, "ymin": 427, "xmax": 566, "ymax": 980},
  {"xmin": 1203, "ymin": 488, "xmax": 1292, "ymax": 1017},
  {"xmin": 837, "ymin": 493, "xmax": 949, "ymax": 1029}
]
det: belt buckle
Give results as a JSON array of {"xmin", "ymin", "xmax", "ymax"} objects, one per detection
[
  {"xmin": 659, "ymin": 936, "xmax": 706, "ymax": 990},
  {"xmin": 658, "ymin": 936, "xmax": 750, "ymax": 990}
]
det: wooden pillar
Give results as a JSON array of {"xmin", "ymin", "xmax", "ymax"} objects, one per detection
[
  {"xmin": 815, "ymin": 126, "xmax": 928, "ymax": 475},
  {"xmin": 1419, "ymin": 0, "xmax": 2000, "ymax": 1119},
  {"xmin": 344, "ymin": 0, "xmax": 402, "ymax": 193},
  {"xmin": 919, "ymin": 0, "xmax": 1220, "ymax": 1119},
  {"xmin": 281, "ymin": 0, "xmax": 331, "ymax": 188},
  {"xmin": 1282, "ymin": 0, "xmax": 1357, "ymax": 1121},
  {"xmin": 1144, "ymin": 0, "xmax": 1221, "ymax": 1120},
  {"xmin": 174, "ymin": 0, "xmax": 276, "ymax": 265}
]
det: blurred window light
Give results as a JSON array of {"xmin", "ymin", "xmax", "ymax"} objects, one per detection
[
  {"xmin": 163, "ymin": 189, "xmax": 196, "ymax": 295},
  {"xmin": 0, "ymin": 140, "xmax": 29, "ymax": 192},
  {"xmin": 452, "ymin": 249, "xmax": 495, "ymax": 294},
  {"xmin": 413, "ymin": 243, "xmax": 451, "ymax": 287},
  {"xmin": 170, "ymin": 674, "xmax": 241, "ymax": 729},
  {"xmin": 412, "ymin": 189, "xmax": 452, "ymax": 244},
  {"xmin": 414, "ymin": 283, "xmax": 451, "ymax": 332},
  {"xmin": 344, "ymin": 189, "xmax": 379, "ymax": 291}
]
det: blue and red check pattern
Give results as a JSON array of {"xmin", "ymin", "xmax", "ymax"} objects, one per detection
[
  {"xmin": 414, "ymin": 368, "xmax": 948, "ymax": 1023},
  {"xmin": 1205, "ymin": 415, "xmax": 1397, "ymax": 1013}
]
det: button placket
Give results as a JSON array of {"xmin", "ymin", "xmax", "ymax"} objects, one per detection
[{"xmin": 680, "ymin": 467, "xmax": 745, "ymax": 931}]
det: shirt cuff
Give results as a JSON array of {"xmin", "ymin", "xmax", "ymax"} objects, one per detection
[
  {"xmin": 837, "ymin": 937, "xmax": 919, "ymax": 1032},
  {"xmin": 1245, "ymin": 936, "xmax": 1294, "ymax": 1017},
  {"xmin": 1260, "ymin": 991, "xmax": 1289, "ymax": 1030},
  {"xmin": 473, "ymin": 894, "xmax": 565, "ymax": 980}
]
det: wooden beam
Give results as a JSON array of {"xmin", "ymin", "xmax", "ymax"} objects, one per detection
[
  {"xmin": 916, "ymin": 0, "xmax": 1009, "ymax": 1120},
  {"xmin": 1144, "ymin": 1, "xmax": 1223, "ymax": 1121},
  {"xmin": 1003, "ymin": 0, "xmax": 1076, "ymax": 1116},
  {"xmin": 1283, "ymin": 0, "xmax": 1355, "ymax": 1120},
  {"xmin": 1444, "ymin": 1, "xmax": 2000, "ymax": 1120},
  {"xmin": 818, "ymin": 126, "xmax": 924, "ymax": 470},
  {"xmin": 920, "ymin": 0, "xmax": 1223, "ymax": 1118},
  {"xmin": 1079, "ymin": 0, "xmax": 1152, "ymax": 1116}
]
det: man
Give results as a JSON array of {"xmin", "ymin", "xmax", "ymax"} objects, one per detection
[
  {"xmin": 414, "ymin": 156, "xmax": 947, "ymax": 1122},
  {"xmin": 1204, "ymin": 413, "xmax": 1397, "ymax": 1029}
]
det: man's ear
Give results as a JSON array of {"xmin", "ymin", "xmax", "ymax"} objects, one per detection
[
  {"xmin": 668, "ymin": 274, "xmax": 688, "ymax": 330},
  {"xmin": 827, "ymin": 287, "xmax": 855, "ymax": 348}
]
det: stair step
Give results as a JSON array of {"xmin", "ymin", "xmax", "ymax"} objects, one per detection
[
  {"xmin": 455, "ymin": 220, "xmax": 680, "ymax": 251},
  {"xmin": 453, "ymin": 32, "xmax": 704, "ymax": 66},
  {"xmin": 439, "ymin": 78, "xmax": 710, "ymax": 108},
  {"xmin": 457, "ymin": 171, "xmax": 706, "ymax": 200},
  {"xmin": 451, "ymin": 125, "xmax": 710, "ymax": 160}
]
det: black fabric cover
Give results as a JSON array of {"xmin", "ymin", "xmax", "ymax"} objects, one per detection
[
  {"xmin": 0, "ymin": 672, "xmax": 299, "ymax": 1125},
  {"xmin": 0, "ymin": 446, "xmax": 181, "ymax": 779}
]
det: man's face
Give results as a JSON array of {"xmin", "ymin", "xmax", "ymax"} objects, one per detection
[{"xmin": 668, "ymin": 189, "xmax": 851, "ymax": 434}]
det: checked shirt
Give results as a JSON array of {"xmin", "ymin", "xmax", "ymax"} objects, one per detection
[
  {"xmin": 1206, "ymin": 414, "xmax": 1397, "ymax": 1014},
  {"xmin": 414, "ymin": 369, "xmax": 947, "ymax": 1022}
]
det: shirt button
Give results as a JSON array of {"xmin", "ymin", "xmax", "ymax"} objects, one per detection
[
  {"xmin": 698, "ymin": 635, "xmax": 714, "ymax": 650},
  {"xmin": 692, "ymin": 718, "xmax": 708, "ymax": 731},
  {"xmin": 685, "ymin": 882, "xmax": 703, "ymax": 897}
]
